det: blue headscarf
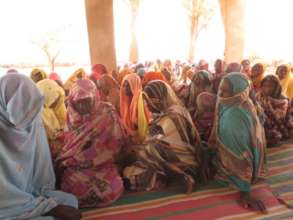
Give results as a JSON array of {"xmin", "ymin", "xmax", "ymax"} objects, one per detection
[{"xmin": 0, "ymin": 73, "xmax": 76, "ymax": 219}]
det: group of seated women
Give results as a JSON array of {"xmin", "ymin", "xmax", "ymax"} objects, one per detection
[{"xmin": 1, "ymin": 59, "xmax": 292, "ymax": 219}]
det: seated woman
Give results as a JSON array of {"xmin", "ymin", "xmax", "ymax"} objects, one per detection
[
  {"xmin": 37, "ymin": 79, "xmax": 67, "ymax": 160},
  {"xmin": 256, "ymin": 75, "xmax": 293, "ymax": 146},
  {"xmin": 56, "ymin": 79, "xmax": 126, "ymax": 208},
  {"xmin": 49, "ymin": 72, "xmax": 64, "ymax": 89},
  {"xmin": 118, "ymin": 67, "xmax": 132, "ymax": 85},
  {"xmin": 98, "ymin": 74, "xmax": 121, "ymax": 112},
  {"xmin": 209, "ymin": 73, "xmax": 267, "ymax": 213},
  {"xmin": 275, "ymin": 64, "xmax": 293, "ymax": 99},
  {"xmin": 63, "ymin": 68, "xmax": 87, "ymax": 95},
  {"xmin": 31, "ymin": 68, "xmax": 47, "ymax": 83},
  {"xmin": 120, "ymin": 73, "xmax": 151, "ymax": 143},
  {"xmin": 0, "ymin": 73, "xmax": 80, "ymax": 220},
  {"xmin": 193, "ymin": 92, "xmax": 217, "ymax": 142},
  {"xmin": 123, "ymin": 80, "xmax": 206, "ymax": 194},
  {"xmin": 182, "ymin": 70, "xmax": 213, "ymax": 116},
  {"xmin": 251, "ymin": 63, "xmax": 266, "ymax": 93}
]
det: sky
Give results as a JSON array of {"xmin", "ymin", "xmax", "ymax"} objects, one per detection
[{"xmin": 0, "ymin": 0, "xmax": 293, "ymax": 66}]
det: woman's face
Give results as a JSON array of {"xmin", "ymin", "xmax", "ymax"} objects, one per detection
[
  {"xmin": 33, "ymin": 72, "xmax": 44, "ymax": 83},
  {"xmin": 276, "ymin": 66, "xmax": 288, "ymax": 80},
  {"xmin": 123, "ymin": 80, "xmax": 133, "ymax": 98},
  {"xmin": 214, "ymin": 60, "xmax": 223, "ymax": 73},
  {"xmin": 218, "ymin": 79, "xmax": 233, "ymax": 98},
  {"xmin": 145, "ymin": 95, "xmax": 161, "ymax": 113},
  {"xmin": 251, "ymin": 65, "xmax": 263, "ymax": 79},
  {"xmin": 72, "ymin": 97, "xmax": 95, "ymax": 115},
  {"xmin": 261, "ymin": 80, "xmax": 275, "ymax": 97}
]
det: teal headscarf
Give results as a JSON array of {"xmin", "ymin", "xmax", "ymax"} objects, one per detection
[{"xmin": 221, "ymin": 72, "xmax": 249, "ymax": 95}]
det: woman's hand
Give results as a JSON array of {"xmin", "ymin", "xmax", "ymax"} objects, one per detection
[
  {"xmin": 239, "ymin": 191, "xmax": 267, "ymax": 214},
  {"xmin": 44, "ymin": 205, "xmax": 82, "ymax": 220}
]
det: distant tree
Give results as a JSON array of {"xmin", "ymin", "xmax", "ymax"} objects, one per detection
[
  {"xmin": 125, "ymin": 0, "xmax": 140, "ymax": 63},
  {"xmin": 181, "ymin": 0, "xmax": 215, "ymax": 62},
  {"xmin": 31, "ymin": 26, "xmax": 70, "ymax": 71}
]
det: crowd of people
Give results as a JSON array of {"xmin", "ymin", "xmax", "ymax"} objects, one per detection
[{"xmin": 1, "ymin": 58, "xmax": 293, "ymax": 219}]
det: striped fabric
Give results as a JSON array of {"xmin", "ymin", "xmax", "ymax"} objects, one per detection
[{"xmin": 82, "ymin": 140, "xmax": 293, "ymax": 220}]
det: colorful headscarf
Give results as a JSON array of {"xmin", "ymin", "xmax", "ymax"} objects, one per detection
[
  {"xmin": 196, "ymin": 92, "xmax": 217, "ymax": 112},
  {"xmin": 209, "ymin": 72, "xmax": 266, "ymax": 192},
  {"xmin": 90, "ymin": 64, "xmax": 108, "ymax": 81},
  {"xmin": 260, "ymin": 75, "xmax": 283, "ymax": 99},
  {"xmin": 49, "ymin": 72, "xmax": 62, "ymax": 82},
  {"xmin": 99, "ymin": 74, "xmax": 120, "ymax": 111},
  {"xmin": 186, "ymin": 70, "xmax": 212, "ymax": 112},
  {"xmin": 37, "ymin": 79, "xmax": 67, "ymax": 131},
  {"xmin": 30, "ymin": 68, "xmax": 47, "ymax": 83},
  {"xmin": 67, "ymin": 79, "xmax": 98, "ymax": 129},
  {"xmin": 63, "ymin": 68, "xmax": 87, "ymax": 92},
  {"xmin": 276, "ymin": 64, "xmax": 293, "ymax": 99},
  {"xmin": 120, "ymin": 73, "xmax": 150, "ymax": 139},
  {"xmin": 118, "ymin": 68, "xmax": 132, "ymax": 85},
  {"xmin": 142, "ymin": 71, "xmax": 167, "ymax": 87},
  {"xmin": 251, "ymin": 63, "xmax": 266, "ymax": 91}
]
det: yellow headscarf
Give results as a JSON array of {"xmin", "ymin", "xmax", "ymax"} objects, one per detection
[
  {"xmin": 63, "ymin": 68, "xmax": 87, "ymax": 92},
  {"xmin": 251, "ymin": 63, "xmax": 266, "ymax": 90},
  {"xmin": 30, "ymin": 68, "xmax": 47, "ymax": 83},
  {"xmin": 277, "ymin": 64, "xmax": 293, "ymax": 99},
  {"xmin": 37, "ymin": 79, "xmax": 67, "ymax": 140}
]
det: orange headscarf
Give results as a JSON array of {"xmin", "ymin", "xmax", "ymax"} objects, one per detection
[
  {"xmin": 120, "ymin": 73, "xmax": 151, "ymax": 139},
  {"xmin": 142, "ymin": 71, "xmax": 167, "ymax": 87},
  {"xmin": 118, "ymin": 68, "xmax": 132, "ymax": 85}
]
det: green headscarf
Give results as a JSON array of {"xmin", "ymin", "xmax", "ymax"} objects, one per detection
[{"xmin": 222, "ymin": 72, "xmax": 249, "ymax": 95}]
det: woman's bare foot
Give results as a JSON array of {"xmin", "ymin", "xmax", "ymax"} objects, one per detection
[
  {"xmin": 239, "ymin": 191, "xmax": 268, "ymax": 214},
  {"xmin": 184, "ymin": 175, "xmax": 195, "ymax": 194},
  {"xmin": 44, "ymin": 205, "xmax": 82, "ymax": 220}
]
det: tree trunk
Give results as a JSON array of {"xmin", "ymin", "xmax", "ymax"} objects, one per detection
[
  {"xmin": 129, "ymin": 0, "xmax": 139, "ymax": 63},
  {"xmin": 219, "ymin": 0, "xmax": 246, "ymax": 63},
  {"xmin": 85, "ymin": 0, "xmax": 117, "ymax": 71},
  {"xmin": 188, "ymin": 15, "xmax": 198, "ymax": 62}
]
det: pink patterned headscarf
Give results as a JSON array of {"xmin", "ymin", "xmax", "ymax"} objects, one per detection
[{"xmin": 67, "ymin": 79, "xmax": 100, "ymax": 129}]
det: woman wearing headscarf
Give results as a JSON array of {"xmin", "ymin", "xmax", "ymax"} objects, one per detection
[
  {"xmin": 275, "ymin": 64, "xmax": 293, "ymax": 99},
  {"xmin": 63, "ymin": 68, "xmax": 87, "ymax": 95},
  {"xmin": 37, "ymin": 79, "xmax": 67, "ymax": 159},
  {"xmin": 56, "ymin": 79, "xmax": 126, "ymax": 208},
  {"xmin": 182, "ymin": 70, "xmax": 212, "ymax": 116},
  {"xmin": 209, "ymin": 73, "xmax": 267, "ymax": 213},
  {"xmin": 256, "ymin": 75, "xmax": 293, "ymax": 145},
  {"xmin": 241, "ymin": 59, "xmax": 251, "ymax": 76},
  {"xmin": 49, "ymin": 72, "xmax": 64, "ymax": 88},
  {"xmin": 211, "ymin": 59, "xmax": 226, "ymax": 93},
  {"xmin": 0, "ymin": 73, "xmax": 81, "ymax": 220},
  {"xmin": 142, "ymin": 71, "xmax": 168, "ymax": 87},
  {"xmin": 90, "ymin": 63, "xmax": 108, "ymax": 81},
  {"xmin": 98, "ymin": 74, "xmax": 120, "ymax": 112},
  {"xmin": 193, "ymin": 92, "xmax": 217, "ymax": 142},
  {"xmin": 120, "ymin": 73, "xmax": 151, "ymax": 143},
  {"xmin": 31, "ymin": 68, "xmax": 47, "ymax": 83},
  {"xmin": 117, "ymin": 66, "xmax": 132, "ymax": 85},
  {"xmin": 123, "ymin": 80, "xmax": 207, "ymax": 193},
  {"xmin": 251, "ymin": 63, "xmax": 266, "ymax": 92}
]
